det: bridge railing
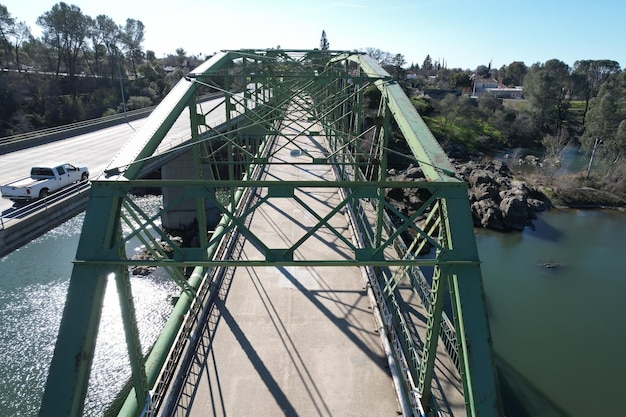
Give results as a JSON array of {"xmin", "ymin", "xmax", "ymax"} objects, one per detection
[
  {"xmin": 331, "ymin": 150, "xmax": 461, "ymax": 374},
  {"xmin": 0, "ymin": 109, "xmax": 153, "ymax": 155},
  {"xmin": 328, "ymin": 146, "xmax": 461, "ymax": 416},
  {"xmin": 0, "ymin": 180, "xmax": 91, "ymax": 231}
]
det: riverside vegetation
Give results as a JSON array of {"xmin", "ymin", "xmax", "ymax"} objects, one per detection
[
  {"xmin": 2, "ymin": 4, "xmax": 625, "ymax": 229},
  {"xmin": 364, "ymin": 55, "xmax": 626, "ymax": 231}
]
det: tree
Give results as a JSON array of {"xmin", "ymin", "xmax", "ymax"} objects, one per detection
[
  {"xmin": 9, "ymin": 21, "xmax": 31, "ymax": 72},
  {"xmin": 450, "ymin": 72, "xmax": 471, "ymax": 90},
  {"xmin": 478, "ymin": 93, "xmax": 501, "ymax": 114},
  {"xmin": 391, "ymin": 53, "xmax": 405, "ymax": 80},
  {"xmin": 523, "ymin": 59, "xmax": 571, "ymax": 135},
  {"xmin": 319, "ymin": 30, "xmax": 329, "ymax": 51},
  {"xmin": 121, "ymin": 18, "xmax": 145, "ymax": 78},
  {"xmin": 572, "ymin": 59, "xmax": 621, "ymax": 124},
  {"xmin": 0, "ymin": 4, "xmax": 15, "ymax": 67},
  {"xmin": 175, "ymin": 47, "xmax": 186, "ymax": 67},
  {"xmin": 37, "ymin": 2, "xmax": 90, "ymax": 80},
  {"xmin": 541, "ymin": 133, "xmax": 569, "ymax": 182},
  {"xmin": 421, "ymin": 54, "xmax": 433, "ymax": 74},
  {"xmin": 437, "ymin": 93, "xmax": 473, "ymax": 132},
  {"xmin": 581, "ymin": 82, "xmax": 623, "ymax": 156},
  {"xmin": 503, "ymin": 61, "xmax": 527, "ymax": 86},
  {"xmin": 364, "ymin": 47, "xmax": 391, "ymax": 65},
  {"xmin": 90, "ymin": 14, "xmax": 120, "ymax": 78},
  {"xmin": 476, "ymin": 64, "xmax": 490, "ymax": 78},
  {"xmin": 612, "ymin": 120, "xmax": 626, "ymax": 173}
]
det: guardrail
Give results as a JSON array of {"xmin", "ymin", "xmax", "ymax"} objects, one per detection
[
  {"xmin": 0, "ymin": 180, "xmax": 90, "ymax": 230},
  {"xmin": 0, "ymin": 108, "xmax": 154, "ymax": 155},
  {"xmin": 0, "ymin": 93, "xmax": 225, "ymax": 155}
]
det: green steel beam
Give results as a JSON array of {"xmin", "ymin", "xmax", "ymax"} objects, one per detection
[
  {"xmin": 106, "ymin": 51, "xmax": 232, "ymax": 180},
  {"xmin": 38, "ymin": 49, "xmax": 501, "ymax": 417},
  {"xmin": 115, "ymin": 264, "xmax": 149, "ymax": 405},
  {"xmin": 347, "ymin": 54, "xmax": 458, "ymax": 182},
  {"xmin": 443, "ymin": 187, "xmax": 503, "ymax": 416},
  {"xmin": 39, "ymin": 191, "xmax": 124, "ymax": 417}
]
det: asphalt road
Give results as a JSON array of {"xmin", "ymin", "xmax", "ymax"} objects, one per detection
[{"xmin": 0, "ymin": 97, "xmax": 227, "ymax": 214}]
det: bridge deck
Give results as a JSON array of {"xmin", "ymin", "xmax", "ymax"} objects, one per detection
[{"xmin": 157, "ymin": 115, "xmax": 465, "ymax": 416}]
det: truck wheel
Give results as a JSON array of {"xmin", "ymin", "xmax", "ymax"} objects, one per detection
[
  {"xmin": 39, "ymin": 188, "xmax": 49, "ymax": 199},
  {"xmin": 81, "ymin": 172, "xmax": 89, "ymax": 181}
]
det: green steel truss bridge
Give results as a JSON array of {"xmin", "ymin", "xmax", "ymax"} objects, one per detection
[{"xmin": 39, "ymin": 49, "xmax": 502, "ymax": 417}]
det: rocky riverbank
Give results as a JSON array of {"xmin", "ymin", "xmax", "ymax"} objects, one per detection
[
  {"xmin": 386, "ymin": 160, "xmax": 551, "ymax": 231},
  {"xmin": 387, "ymin": 156, "xmax": 626, "ymax": 232}
]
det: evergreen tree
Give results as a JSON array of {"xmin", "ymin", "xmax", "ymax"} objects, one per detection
[
  {"xmin": 320, "ymin": 30, "xmax": 329, "ymax": 51},
  {"xmin": 0, "ymin": 4, "xmax": 15, "ymax": 67},
  {"xmin": 581, "ymin": 82, "xmax": 623, "ymax": 155},
  {"xmin": 422, "ymin": 54, "xmax": 433, "ymax": 73},
  {"xmin": 523, "ymin": 59, "xmax": 571, "ymax": 135}
]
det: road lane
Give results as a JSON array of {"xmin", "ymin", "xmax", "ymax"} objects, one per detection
[{"xmin": 0, "ymin": 96, "xmax": 228, "ymax": 214}]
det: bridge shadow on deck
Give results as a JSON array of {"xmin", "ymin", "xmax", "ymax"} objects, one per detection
[
  {"xmin": 257, "ymin": 198, "xmax": 353, "ymax": 261},
  {"xmin": 167, "ymin": 242, "xmax": 391, "ymax": 416}
]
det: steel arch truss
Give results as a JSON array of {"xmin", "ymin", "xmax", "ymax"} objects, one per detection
[{"xmin": 39, "ymin": 50, "xmax": 502, "ymax": 417}]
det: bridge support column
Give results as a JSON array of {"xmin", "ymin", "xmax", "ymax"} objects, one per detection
[{"xmin": 161, "ymin": 150, "xmax": 220, "ymax": 231}]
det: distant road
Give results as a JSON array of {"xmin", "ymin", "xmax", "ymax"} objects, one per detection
[{"xmin": 0, "ymin": 96, "xmax": 226, "ymax": 214}]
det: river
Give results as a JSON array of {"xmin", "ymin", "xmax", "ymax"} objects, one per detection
[
  {"xmin": 0, "ymin": 196, "xmax": 178, "ymax": 417},
  {"xmin": 1, "ymin": 200, "xmax": 624, "ymax": 416},
  {"xmin": 478, "ymin": 208, "xmax": 626, "ymax": 417}
]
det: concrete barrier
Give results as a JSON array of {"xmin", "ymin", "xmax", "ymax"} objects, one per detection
[
  {"xmin": 0, "ymin": 186, "xmax": 90, "ymax": 258},
  {"xmin": 0, "ymin": 109, "xmax": 153, "ymax": 155},
  {"xmin": 0, "ymin": 93, "xmax": 224, "ymax": 155}
]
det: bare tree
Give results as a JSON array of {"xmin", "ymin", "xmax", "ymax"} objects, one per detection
[
  {"xmin": 364, "ymin": 47, "xmax": 391, "ymax": 65},
  {"xmin": 541, "ymin": 133, "xmax": 569, "ymax": 183},
  {"xmin": 9, "ymin": 21, "xmax": 31, "ymax": 71}
]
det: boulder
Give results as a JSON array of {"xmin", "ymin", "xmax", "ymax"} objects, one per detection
[
  {"xmin": 470, "ymin": 183, "xmax": 499, "ymax": 202},
  {"xmin": 386, "ymin": 159, "xmax": 551, "ymax": 232},
  {"xmin": 500, "ymin": 196, "xmax": 529, "ymax": 230},
  {"xmin": 472, "ymin": 199, "xmax": 505, "ymax": 229}
]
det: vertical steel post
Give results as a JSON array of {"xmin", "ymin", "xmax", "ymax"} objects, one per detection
[
  {"xmin": 190, "ymin": 94, "xmax": 208, "ymax": 248},
  {"xmin": 417, "ymin": 265, "xmax": 448, "ymax": 406},
  {"xmin": 114, "ymin": 261, "xmax": 149, "ymax": 405},
  {"xmin": 39, "ymin": 191, "xmax": 124, "ymax": 417},
  {"xmin": 443, "ymin": 188, "xmax": 503, "ymax": 417}
]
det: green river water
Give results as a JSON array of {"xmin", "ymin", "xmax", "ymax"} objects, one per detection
[
  {"xmin": 478, "ymin": 208, "xmax": 626, "ymax": 417},
  {"xmin": 0, "ymin": 200, "xmax": 624, "ymax": 416}
]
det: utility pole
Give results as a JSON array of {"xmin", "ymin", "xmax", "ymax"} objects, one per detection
[
  {"xmin": 117, "ymin": 54, "xmax": 127, "ymax": 121},
  {"xmin": 586, "ymin": 137, "xmax": 601, "ymax": 179}
]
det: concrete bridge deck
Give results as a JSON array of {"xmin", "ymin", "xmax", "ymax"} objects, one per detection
[{"xmin": 157, "ymin": 115, "xmax": 465, "ymax": 417}]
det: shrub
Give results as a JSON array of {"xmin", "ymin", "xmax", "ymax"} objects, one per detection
[{"xmin": 126, "ymin": 96, "xmax": 153, "ymax": 110}]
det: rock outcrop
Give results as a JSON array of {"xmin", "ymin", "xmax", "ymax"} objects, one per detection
[{"xmin": 386, "ymin": 160, "xmax": 551, "ymax": 231}]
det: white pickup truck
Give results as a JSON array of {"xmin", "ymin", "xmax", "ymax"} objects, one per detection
[{"xmin": 0, "ymin": 163, "xmax": 89, "ymax": 202}]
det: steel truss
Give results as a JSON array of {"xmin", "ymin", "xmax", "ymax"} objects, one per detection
[{"xmin": 39, "ymin": 49, "xmax": 502, "ymax": 417}]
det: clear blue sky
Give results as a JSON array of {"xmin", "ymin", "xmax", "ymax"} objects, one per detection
[{"xmin": 5, "ymin": 0, "xmax": 626, "ymax": 70}]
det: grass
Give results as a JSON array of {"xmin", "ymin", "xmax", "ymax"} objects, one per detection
[{"xmin": 422, "ymin": 114, "xmax": 506, "ymax": 152}]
